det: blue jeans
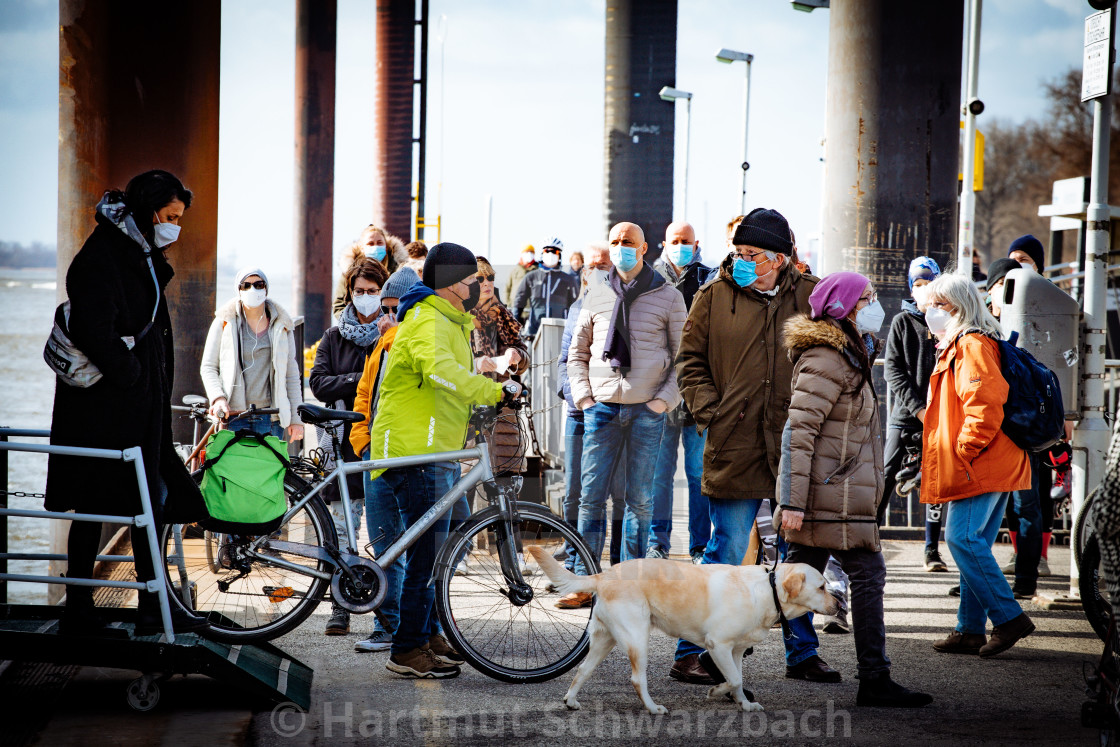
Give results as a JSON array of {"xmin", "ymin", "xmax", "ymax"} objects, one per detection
[
  {"xmin": 227, "ymin": 414, "xmax": 284, "ymax": 439},
  {"xmin": 574, "ymin": 402, "xmax": 665, "ymax": 575},
  {"xmin": 381, "ymin": 462, "xmax": 457, "ymax": 654},
  {"xmin": 563, "ymin": 415, "xmax": 625, "ymax": 569},
  {"xmin": 946, "ymin": 491, "xmax": 1023, "ymax": 634},
  {"xmin": 675, "ymin": 497, "xmax": 815, "ymax": 660},
  {"xmin": 364, "ymin": 451, "xmax": 405, "ymax": 637},
  {"xmin": 648, "ymin": 421, "xmax": 708, "ymax": 554}
]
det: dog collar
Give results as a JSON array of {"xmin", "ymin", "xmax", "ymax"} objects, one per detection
[{"xmin": 768, "ymin": 568, "xmax": 798, "ymax": 641}]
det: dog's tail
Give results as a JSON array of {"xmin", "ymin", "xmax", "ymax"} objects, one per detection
[{"xmin": 525, "ymin": 545, "xmax": 598, "ymax": 596}]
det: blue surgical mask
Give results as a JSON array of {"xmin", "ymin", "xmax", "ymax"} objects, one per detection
[
  {"xmin": 364, "ymin": 244, "xmax": 388, "ymax": 262},
  {"xmin": 664, "ymin": 243, "xmax": 695, "ymax": 267},
  {"xmin": 610, "ymin": 245, "xmax": 639, "ymax": 273},
  {"xmin": 732, "ymin": 257, "xmax": 758, "ymax": 288}
]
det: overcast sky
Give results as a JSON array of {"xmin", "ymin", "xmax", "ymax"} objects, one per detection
[{"xmin": 0, "ymin": 0, "xmax": 1091, "ymax": 275}]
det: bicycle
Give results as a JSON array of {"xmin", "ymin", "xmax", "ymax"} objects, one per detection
[
  {"xmin": 171, "ymin": 394, "xmax": 212, "ymax": 471},
  {"xmin": 1078, "ymin": 488, "xmax": 1114, "ymax": 643},
  {"xmin": 159, "ymin": 394, "xmax": 601, "ymax": 683}
]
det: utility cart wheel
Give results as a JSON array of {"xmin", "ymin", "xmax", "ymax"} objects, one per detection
[{"xmin": 126, "ymin": 674, "xmax": 162, "ymax": 712}]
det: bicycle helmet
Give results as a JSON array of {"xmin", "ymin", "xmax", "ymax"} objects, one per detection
[{"xmin": 541, "ymin": 237, "xmax": 564, "ymax": 252}]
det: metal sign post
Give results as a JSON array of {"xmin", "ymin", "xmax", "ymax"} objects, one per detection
[
  {"xmin": 957, "ymin": 0, "xmax": 983, "ymax": 275},
  {"xmin": 1070, "ymin": 3, "xmax": 1115, "ymax": 600}
]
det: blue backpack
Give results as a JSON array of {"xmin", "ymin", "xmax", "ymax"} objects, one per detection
[{"xmin": 997, "ymin": 331, "xmax": 1065, "ymax": 452}]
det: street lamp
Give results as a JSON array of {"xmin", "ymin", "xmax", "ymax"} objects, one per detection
[
  {"xmin": 715, "ymin": 48, "xmax": 754, "ymax": 214},
  {"xmin": 659, "ymin": 85, "xmax": 693, "ymax": 221}
]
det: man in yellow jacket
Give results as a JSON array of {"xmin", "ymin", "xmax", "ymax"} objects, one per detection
[{"xmin": 370, "ymin": 242, "xmax": 517, "ymax": 679}]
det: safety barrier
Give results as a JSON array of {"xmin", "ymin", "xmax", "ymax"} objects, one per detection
[{"xmin": 0, "ymin": 429, "xmax": 177, "ymax": 642}]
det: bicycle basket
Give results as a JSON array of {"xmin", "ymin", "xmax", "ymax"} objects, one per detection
[{"xmin": 199, "ymin": 429, "xmax": 290, "ymax": 534}]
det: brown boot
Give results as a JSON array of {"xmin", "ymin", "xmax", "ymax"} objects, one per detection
[
  {"xmin": 979, "ymin": 613, "xmax": 1035, "ymax": 658},
  {"xmin": 932, "ymin": 630, "xmax": 986, "ymax": 655},
  {"xmin": 555, "ymin": 592, "xmax": 593, "ymax": 609},
  {"xmin": 668, "ymin": 653, "xmax": 718, "ymax": 685}
]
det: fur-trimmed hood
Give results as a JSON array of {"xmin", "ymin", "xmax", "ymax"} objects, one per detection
[
  {"xmin": 214, "ymin": 297, "xmax": 296, "ymax": 332},
  {"xmin": 342, "ymin": 232, "xmax": 408, "ymax": 268},
  {"xmin": 782, "ymin": 314, "xmax": 849, "ymax": 354}
]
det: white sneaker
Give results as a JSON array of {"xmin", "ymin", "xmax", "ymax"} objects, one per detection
[
  {"xmin": 518, "ymin": 552, "xmax": 535, "ymax": 577},
  {"xmin": 355, "ymin": 630, "xmax": 392, "ymax": 652},
  {"xmin": 1038, "ymin": 557, "xmax": 1051, "ymax": 577},
  {"xmin": 1001, "ymin": 553, "xmax": 1017, "ymax": 575}
]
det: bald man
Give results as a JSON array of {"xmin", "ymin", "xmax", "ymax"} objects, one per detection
[
  {"xmin": 647, "ymin": 221, "xmax": 717, "ymax": 562},
  {"xmin": 561, "ymin": 222, "xmax": 687, "ymax": 608}
]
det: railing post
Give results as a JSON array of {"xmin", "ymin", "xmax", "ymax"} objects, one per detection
[{"xmin": 1, "ymin": 430, "xmax": 7, "ymax": 603}]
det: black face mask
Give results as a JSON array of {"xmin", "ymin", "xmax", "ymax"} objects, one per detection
[{"xmin": 457, "ymin": 279, "xmax": 480, "ymax": 312}]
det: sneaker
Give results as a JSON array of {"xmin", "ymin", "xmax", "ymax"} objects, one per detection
[
  {"xmin": 555, "ymin": 592, "xmax": 593, "ymax": 609},
  {"xmin": 979, "ymin": 613, "xmax": 1035, "ymax": 657},
  {"xmin": 517, "ymin": 552, "xmax": 535, "ymax": 577},
  {"xmin": 1038, "ymin": 557, "xmax": 1051, "ymax": 577},
  {"xmin": 690, "ymin": 550, "xmax": 705, "ymax": 565},
  {"xmin": 1051, "ymin": 470, "xmax": 1070, "ymax": 500},
  {"xmin": 387, "ymin": 647, "xmax": 461, "ymax": 679},
  {"xmin": 552, "ymin": 545, "xmax": 569, "ymax": 561},
  {"xmin": 924, "ymin": 549, "xmax": 948, "ymax": 573},
  {"xmin": 822, "ymin": 610, "xmax": 850, "ymax": 635},
  {"xmin": 426, "ymin": 633, "xmax": 465, "ymax": 665},
  {"xmin": 646, "ymin": 546, "xmax": 668, "ymax": 560},
  {"xmin": 325, "ymin": 604, "xmax": 350, "ymax": 636},
  {"xmin": 1001, "ymin": 553, "xmax": 1017, "ymax": 575},
  {"xmin": 948, "ymin": 585, "xmax": 960, "ymax": 597},
  {"xmin": 354, "ymin": 630, "xmax": 392, "ymax": 652},
  {"xmin": 932, "ymin": 630, "xmax": 986, "ymax": 655}
]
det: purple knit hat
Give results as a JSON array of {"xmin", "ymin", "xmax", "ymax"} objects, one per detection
[{"xmin": 808, "ymin": 271, "xmax": 871, "ymax": 321}]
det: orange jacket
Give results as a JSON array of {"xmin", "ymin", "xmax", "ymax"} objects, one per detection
[
  {"xmin": 920, "ymin": 332, "xmax": 1031, "ymax": 504},
  {"xmin": 349, "ymin": 325, "xmax": 399, "ymax": 457}
]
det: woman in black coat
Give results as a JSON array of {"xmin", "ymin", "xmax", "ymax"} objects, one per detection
[{"xmin": 46, "ymin": 170, "xmax": 208, "ymax": 634}]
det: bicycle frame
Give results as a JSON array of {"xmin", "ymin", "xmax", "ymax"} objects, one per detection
[{"xmin": 247, "ymin": 444, "xmax": 495, "ymax": 584}]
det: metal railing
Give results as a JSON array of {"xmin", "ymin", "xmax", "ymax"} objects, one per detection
[
  {"xmin": 528, "ymin": 319, "xmax": 566, "ymax": 468},
  {"xmin": 0, "ymin": 428, "xmax": 178, "ymax": 642}
]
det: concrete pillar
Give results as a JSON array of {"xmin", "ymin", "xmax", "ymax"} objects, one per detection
[
  {"xmin": 603, "ymin": 0, "xmax": 677, "ymax": 252},
  {"xmin": 294, "ymin": 0, "xmax": 337, "ymax": 343},
  {"xmin": 57, "ymin": 1, "xmax": 220, "ymax": 597},
  {"xmin": 374, "ymin": 0, "xmax": 415, "ymax": 242},
  {"xmin": 819, "ymin": 0, "xmax": 964, "ymax": 318}
]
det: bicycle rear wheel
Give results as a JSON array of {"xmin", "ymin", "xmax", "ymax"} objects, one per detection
[
  {"xmin": 1081, "ymin": 527, "xmax": 1114, "ymax": 642},
  {"xmin": 161, "ymin": 473, "xmax": 336, "ymax": 642},
  {"xmin": 434, "ymin": 501, "xmax": 599, "ymax": 683}
]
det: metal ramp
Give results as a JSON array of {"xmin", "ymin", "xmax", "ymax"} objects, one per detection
[{"xmin": 0, "ymin": 604, "xmax": 312, "ymax": 711}]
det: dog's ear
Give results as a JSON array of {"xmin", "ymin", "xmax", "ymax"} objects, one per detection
[{"xmin": 782, "ymin": 568, "xmax": 805, "ymax": 600}]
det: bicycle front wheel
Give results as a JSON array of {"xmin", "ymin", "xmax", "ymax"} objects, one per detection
[
  {"xmin": 434, "ymin": 501, "xmax": 600, "ymax": 684},
  {"xmin": 161, "ymin": 481, "xmax": 336, "ymax": 643},
  {"xmin": 1081, "ymin": 527, "xmax": 1114, "ymax": 642}
]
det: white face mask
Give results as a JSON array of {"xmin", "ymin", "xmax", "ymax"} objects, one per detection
[
  {"xmin": 855, "ymin": 300, "xmax": 886, "ymax": 334},
  {"xmin": 353, "ymin": 293, "xmax": 380, "ymax": 317},
  {"xmin": 521, "ymin": 251, "xmax": 536, "ymax": 264},
  {"xmin": 239, "ymin": 288, "xmax": 267, "ymax": 309},
  {"xmin": 925, "ymin": 307, "xmax": 952, "ymax": 336},
  {"xmin": 912, "ymin": 284, "xmax": 931, "ymax": 308},
  {"xmin": 542, "ymin": 253, "xmax": 561, "ymax": 268},
  {"xmin": 153, "ymin": 215, "xmax": 181, "ymax": 248}
]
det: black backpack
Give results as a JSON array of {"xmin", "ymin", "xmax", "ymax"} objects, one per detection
[{"xmin": 996, "ymin": 331, "xmax": 1065, "ymax": 452}]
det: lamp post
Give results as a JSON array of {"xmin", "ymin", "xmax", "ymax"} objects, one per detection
[
  {"xmin": 716, "ymin": 48, "xmax": 753, "ymax": 214},
  {"xmin": 957, "ymin": 0, "xmax": 983, "ymax": 275},
  {"xmin": 659, "ymin": 85, "xmax": 693, "ymax": 221}
]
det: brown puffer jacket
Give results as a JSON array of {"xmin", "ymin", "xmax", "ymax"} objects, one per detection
[
  {"xmin": 676, "ymin": 257, "xmax": 817, "ymax": 500},
  {"xmin": 774, "ymin": 315, "xmax": 885, "ymax": 552}
]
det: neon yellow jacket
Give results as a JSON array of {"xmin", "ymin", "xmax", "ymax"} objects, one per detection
[{"xmin": 368, "ymin": 289, "xmax": 503, "ymax": 478}]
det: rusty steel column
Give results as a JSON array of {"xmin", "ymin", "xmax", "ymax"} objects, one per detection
[
  {"xmin": 819, "ymin": 0, "xmax": 963, "ymax": 318},
  {"xmin": 57, "ymin": 0, "xmax": 220, "ymax": 598},
  {"xmin": 294, "ymin": 0, "xmax": 337, "ymax": 343},
  {"xmin": 374, "ymin": 0, "xmax": 415, "ymax": 242},
  {"xmin": 603, "ymin": 0, "xmax": 677, "ymax": 252}
]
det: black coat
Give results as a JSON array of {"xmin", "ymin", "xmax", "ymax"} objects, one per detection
[
  {"xmin": 309, "ymin": 325, "xmax": 375, "ymax": 503},
  {"xmin": 884, "ymin": 299, "xmax": 938, "ymax": 430},
  {"xmin": 512, "ymin": 267, "xmax": 579, "ymax": 336},
  {"xmin": 45, "ymin": 216, "xmax": 207, "ymax": 524}
]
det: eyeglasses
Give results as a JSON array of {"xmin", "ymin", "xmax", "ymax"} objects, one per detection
[
  {"xmin": 381, "ymin": 305, "xmax": 398, "ymax": 316},
  {"xmin": 351, "ymin": 288, "xmax": 380, "ymax": 297},
  {"xmin": 858, "ymin": 292, "xmax": 878, "ymax": 305},
  {"xmin": 479, "ymin": 274, "xmax": 496, "ymax": 282},
  {"xmin": 734, "ymin": 249, "xmax": 771, "ymax": 262},
  {"xmin": 238, "ymin": 280, "xmax": 266, "ymax": 291}
]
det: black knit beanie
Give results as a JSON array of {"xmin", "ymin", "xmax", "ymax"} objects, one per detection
[
  {"xmin": 423, "ymin": 242, "xmax": 478, "ymax": 289},
  {"xmin": 1008, "ymin": 234, "xmax": 1044, "ymax": 271},
  {"xmin": 732, "ymin": 208, "xmax": 794, "ymax": 256},
  {"xmin": 987, "ymin": 258, "xmax": 1020, "ymax": 291}
]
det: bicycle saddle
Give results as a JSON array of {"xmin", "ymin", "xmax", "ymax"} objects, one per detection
[{"xmin": 297, "ymin": 403, "xmax": 364, "ymax": 424}]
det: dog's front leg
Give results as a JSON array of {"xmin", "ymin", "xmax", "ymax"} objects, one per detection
[{"xmin": 704, "ymin": 646, "xmax": 763, "ymax": 712}]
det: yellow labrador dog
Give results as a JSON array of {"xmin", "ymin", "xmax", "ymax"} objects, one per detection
[{"xmin": 527, "ymin": 547, "xmax": 837, "ymax": 715}]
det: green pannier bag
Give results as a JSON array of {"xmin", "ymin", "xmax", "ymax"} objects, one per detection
[{"xmin": 199, "ymin": 429, "xmax": 290, "ymax": 534}]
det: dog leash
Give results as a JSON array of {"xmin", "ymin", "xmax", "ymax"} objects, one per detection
[{"xmin": 767, "ymin": 559, "xmax": 798, "ymax": 641}]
